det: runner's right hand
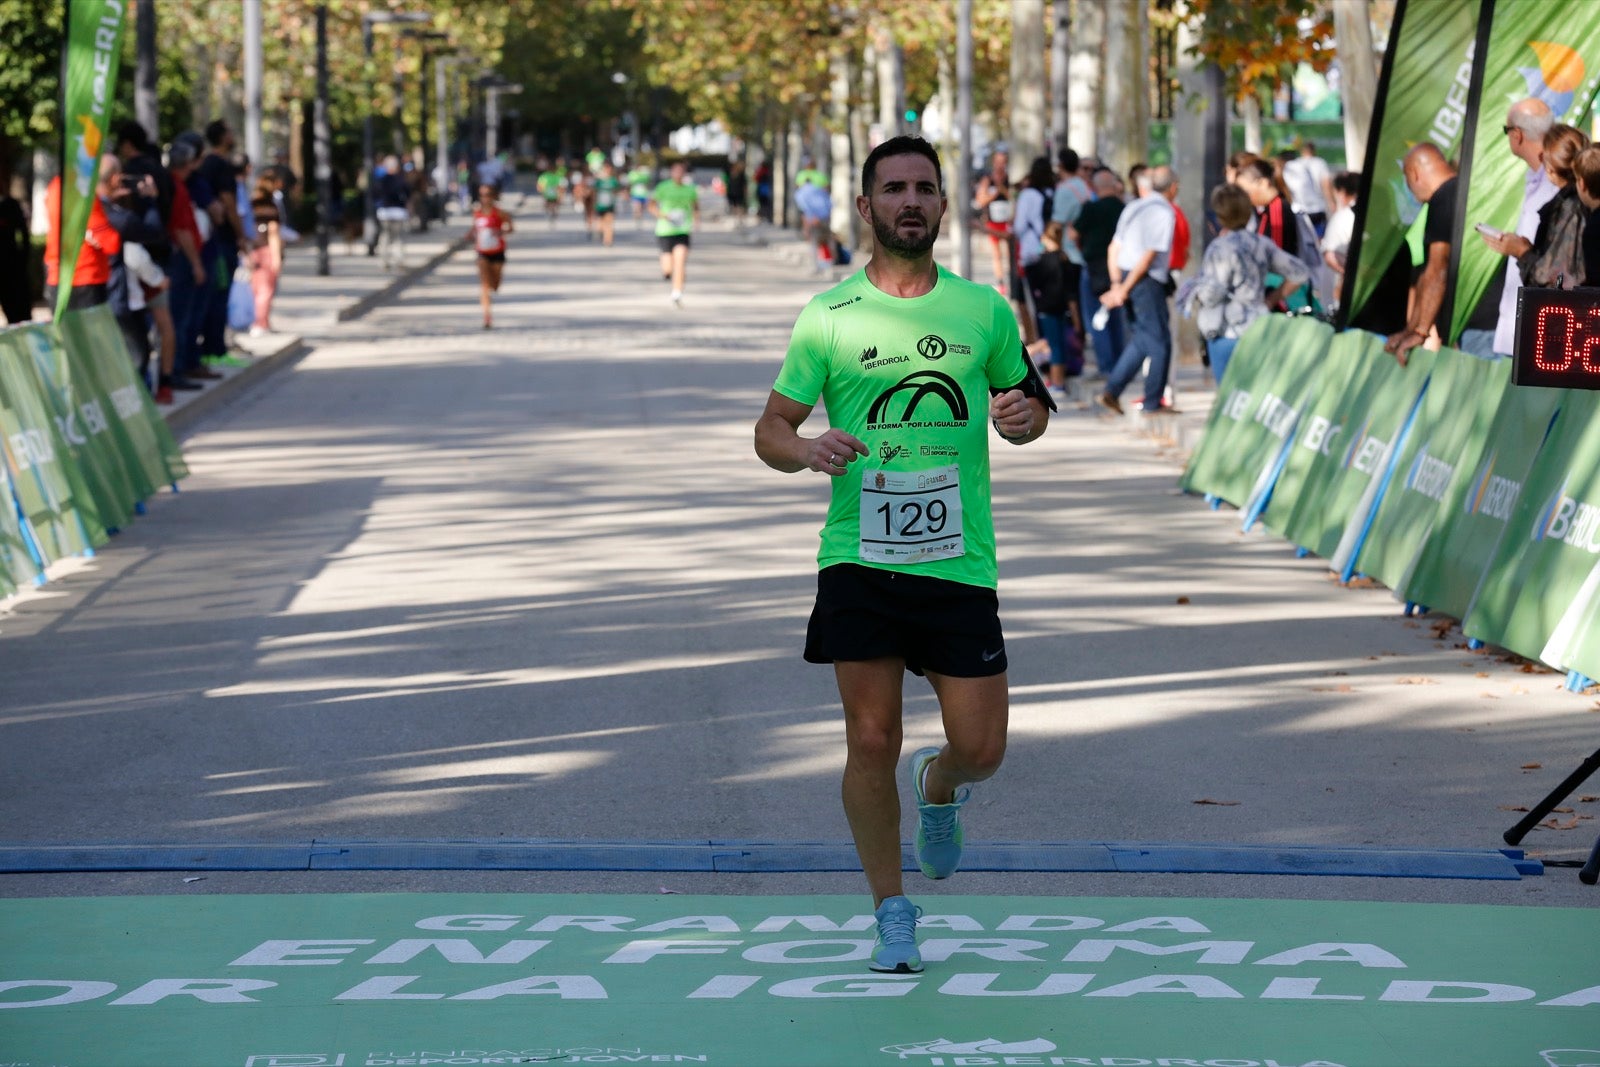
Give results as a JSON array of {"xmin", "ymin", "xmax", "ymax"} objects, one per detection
[{"xmin": 809, "ymin": 432, "xmax": 867, "ymax": 476}]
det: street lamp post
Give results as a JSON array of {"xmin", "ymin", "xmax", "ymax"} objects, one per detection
[
  {"xmin": 436, "ymin": 55, "xmax": 475, "ymax": 211},
  {"xmin": 314, "ymin": 4, "xmax": 332, "ymax": 275},
  {"xmin": 361, "ymin": 10, "xmax": 430, "ymax": 254}
]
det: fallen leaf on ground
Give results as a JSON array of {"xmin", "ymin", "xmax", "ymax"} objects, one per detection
[
  {"xmin": 1396, "ymin": 677, "xmax": 1438, "ymax": 685},
  {"xmin": 1311, "ymin": 684, "xmax": 1355, "ymax": 693},
  {"xmin": 1541, "ymin": 816, "xmax": 1582, "ymax": 831},
  {"xmin": 1475, "ymin": 672, "xmax": 1490, "ymax": 678},
  {"xmin": 1511, "ymin": 685, "xmax": 1530, "ymax": 694},
  {"xmin": 1481, "ymin": 692, "xmax": 1499, "ymax": 699},
  {"xmin": 1519, "ymin": 663, "xmax": 1537, "ymax": 673},
  {"xmin": 1193, "ymin": 798, "xmax": 1241, "ymax": 806},
  {"xmin": 1175, "ymin": 596, "xmax": 1190, "ymax": 605},
  {"xmin": 1347, "ymin": 577, "xmax": 1379, "ymax": 589},
  {"xmin": 1430, "ymin": 619, "xmax": 1455, "ymax": 638},
  {"xmin": 1580, "ymin": 795, "xmax": 1598, "ymax": 803},
  {"xmin": 1521, "ymin": 762, "xmax": 1543, "ymax": 770},
  {"xmin": 1499, "ymin": 805, "xmax": 1531, "ymax": 812}
]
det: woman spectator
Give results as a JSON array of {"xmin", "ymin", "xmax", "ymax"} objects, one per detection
[
  {"xmin": 1573, "ymin": 145, "xmax": 1600, "ymax": 286},
  {"xmin": 247, "ymin": 173, "xmax": 283, "ymax": 336},
  {"xmin": 1013, "ymin": 155, "xmax": 1057, "ymax": 273},
  {"xmin": 1510, "ymin": 123, "xmax": 1590, "ymax": 289},
  {"xmin": 1235, "ymin": 157, "xmax": 1300, "ymax": 260},
  {"xmin": 1178, "ymin": 183, "xmax": 1309, "ymax": 385},
  {"xmin": 974, "ymin": 150, "xmax": 1013, "ymax": 292}
]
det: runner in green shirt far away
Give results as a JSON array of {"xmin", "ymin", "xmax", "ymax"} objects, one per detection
[
  {"xmin": 753, "ymin": 135, "xmax": 1053, "ymax": 976},
  {"xmin": 536, "ymin": 163, "xmax": 563, "ymax": 228},
  {"xmin": 649, "ymin": 160, "xmax": 699, "ymax": 307},
  {"xmin": 628, "ymin": 161, "xmax": 654, "ymax": 229},
  {"xmin": 593, "ymin": 160, "xmax": 622, "ymax": 248}
]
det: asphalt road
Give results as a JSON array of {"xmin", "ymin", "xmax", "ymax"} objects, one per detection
[{"xmin": 3, "ymin": 207, "xmax": 1597, "ymax": 908}]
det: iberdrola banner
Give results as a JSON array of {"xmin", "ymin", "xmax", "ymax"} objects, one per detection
[
  {"xmin": 54, "ymin": 0, "xmax": 130, "ymax": 320},
  {"xmin": 1341, "ymin": 0, "xmax": 1480, "ymax": 325},
  {"xmin": 1448, "ymin": 0, "xmax": 1600, "ymax": 343}
]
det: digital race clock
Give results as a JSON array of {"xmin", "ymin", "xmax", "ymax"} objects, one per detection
[{"xmin": 1513, "ymin": 286, "xmax": 1600, "ymax": 389}]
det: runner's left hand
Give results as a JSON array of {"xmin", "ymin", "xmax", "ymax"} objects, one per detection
[{"xmin": 989, "ymin": 389, "xmax": 1033, "ymax": 440}]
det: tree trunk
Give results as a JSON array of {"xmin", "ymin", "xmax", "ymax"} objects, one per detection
[
  {"xmin": 1241, "ymin": 92, "xmax": 1263, "ymax": 153},
  {"xmin": 829, "ymin": 46, "xmax": 856, "ymax": 246},
  {"xmin": 1171, "ymin": 13, "xmax": 1206, "ymax": 369},
  {"xmin": 874, "ymin": 20, "xmax": 905, "ymax": 137},
  {"xmin": 1100, "ymin": 0, "xmax": 1146, "ymax": 178},
  {"xmin": 1049, "ymin": 0, "xmax": 1070, "ymax": 155},
  {"xmin": 1332, "ymin": 0, "xmax": 1377, "ymax": 168},
  {"xmin": 1203, "ymin": 64, "xmax": 1227, "ymax": 202},
  {"xmin": 134, "ymin": 0, "xmax": 158, "ymax": 142},
  {"xmin": 1009, "ymin": 0, "xmax": 1047, "ymax": 181},
  {"xmin": 1068, "ymin": 0, "xmax": 1104, "ymax": 160},
  {"xmin": 955, "ymin": 0, "xmax": 974, "ymax": 280}
]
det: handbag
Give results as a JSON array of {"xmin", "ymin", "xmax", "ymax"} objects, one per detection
[{"xmin": 227, "ymin": 266, "xmax": 255, "ymax": 332}]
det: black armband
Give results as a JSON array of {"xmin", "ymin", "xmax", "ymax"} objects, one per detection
[{"xmin": 991, "ymin": 346, "xmax": 1057, "ymax": 412}]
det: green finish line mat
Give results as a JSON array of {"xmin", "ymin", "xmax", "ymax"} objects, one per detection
[{"xmin": 1, "ymin": 893, "xmax": 1597, "ymax": 1067}]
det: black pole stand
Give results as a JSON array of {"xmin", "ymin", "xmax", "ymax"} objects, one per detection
[{"xmin": 1502, "ymin": 745, "xmax": 1600, "ymax": 885}]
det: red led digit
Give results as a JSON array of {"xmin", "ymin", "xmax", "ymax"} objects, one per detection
[
  {"xmin": 1584, "ymin": 307, "xmax": 1600, "ymax": 375},
  {"xmin": 1535, "ymin": 303, "xmax": 1578, "ymax": 372}
]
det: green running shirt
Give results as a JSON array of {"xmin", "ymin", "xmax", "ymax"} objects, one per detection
[
  {"xmin": 772, "ymin": 266, "xmax": 1028, "ymax": 589},
  {"xmin": 651, "ymin": 180, "xmax": 698, "ymax": 236}
]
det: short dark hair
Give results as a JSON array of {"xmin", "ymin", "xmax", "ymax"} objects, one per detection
[
  {"xmin": 1333, "ymin": 170, "xmax": 1361, "ymax": 197},
  {"xmin": 1210, "ymin": 183, "xmax": 1253, "ymax": 230},
  {"xmin": 115, "ymin": 120, "xmax": 150, "ymax": 153},
  {"xmin": 204, "ymin": 120, "xmax": 229, "ymax": 147},
  {"xmin": 861, "ymin": 135, "xmax": 943, "ymax": 197},
  {"xmin": 1056, "ymin": 147, "xmax": 1080, "ymax": 173}
]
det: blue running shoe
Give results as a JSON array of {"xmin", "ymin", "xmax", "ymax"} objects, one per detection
[
  {"xmin": 870, "ymin": 895, "xmax": 923, "ymax": 973},
  {"xmin": 908, "ymin": 745, "xmax": 970, "ymax": 879}
]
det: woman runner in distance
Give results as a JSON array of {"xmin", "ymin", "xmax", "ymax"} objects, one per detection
[{"xmin": 472, "ymin": 183, "xmax": 513, "ymax": 329}]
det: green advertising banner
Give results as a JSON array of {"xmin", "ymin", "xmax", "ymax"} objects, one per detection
[
  {"xmin": 0, "ymin": 460, "xmax": 38, "ymax": 597},
  {"xmin": 0, "ymin": 331, "xmax": 105, "ymax": 562},
  {"xmin": 1448, "ymin": 2, "xmax": 1600, "ymax": 343},
  {"xmin": 1261, "ymin": 331, "xmax": 1431, "ymax": 560},
  {"xmin": 15, "ymin": 321, "xmax": 137, "ymax": 531},
  {"xmin": 1180, "ymin": 317, "xmax": 1332, "ymax": 508},
  {"xmin": 54, "ymin": 0, "xmax": 130, "ymax": 319},
  {"xmin": 1, "ymin": 892, "xmax": 1599, "ymax": 1067},
  {"xmin": 1465, "ymin": 390, "xmax": 1600, "ymax": 665},
  {"xmin": 62, "ymin": 304, "xmax": 188, "ymax": 489},
  {"xmin": 1401, "ymin": 381, "xmax": 1562, "ymax": 623},
  {"xmin": 1341, "ymin": 351, "xmax": 1512, "ymax": 594},
  {"xmin": 1343, "ymin": 0, "xmax": 1481, "ymax": 324}
]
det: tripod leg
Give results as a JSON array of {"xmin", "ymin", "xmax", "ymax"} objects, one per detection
[{"xmin": 1503, "ymin": 746, "xmax": 1600, "ymax": 846}]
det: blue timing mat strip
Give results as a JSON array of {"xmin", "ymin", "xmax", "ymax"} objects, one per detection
[{"xmin": 0, "ymin": 839, "xmax": 1540, "ymax": 880}]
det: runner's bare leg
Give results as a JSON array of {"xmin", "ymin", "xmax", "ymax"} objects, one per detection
[
  {"xmin": 837, "ymin": 657, "xmax": 908, "ymax": 906},
  {"xmin": 920, "ymin": 670, "xmax": 1009, "ymax": 803}
]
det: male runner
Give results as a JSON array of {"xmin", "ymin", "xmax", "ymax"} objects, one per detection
[
  {"xmin": 650, "ymin": 161, "xmax": 699, "ymax": 307},
  {"xmin": 592, "ymin": 160, "xmax": 622, "ymax": 248},
  {"xmin": 753, "ymin": 135, "xmax": 1053, "ymax": 974},
  {"xmin": 627, "ymin": 161, "xmax": 654, "ymax": 229},
  {"xmin": 536, "ymin": 164, "xmax": 563, "ymax": 228}
]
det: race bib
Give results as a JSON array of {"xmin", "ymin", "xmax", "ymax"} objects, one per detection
[
  {"xmin": 597, "ymin": 189, "xmax": 614, "ymax": 208},
  {"xmin": 668, "ymin": 208, "xmax": 688, "ymax": 226},
  {"xmin": 475, "ymin": 225, "xmax": 500, "ymax": 252},
  {"xmin": 859, "ymin": 465, "xmax": 964, "ymax": 565}
]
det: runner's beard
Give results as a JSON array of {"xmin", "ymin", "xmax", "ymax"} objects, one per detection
[{"xmin": 871, "ymin": 206, "xmax": 940, "ymax": 256}]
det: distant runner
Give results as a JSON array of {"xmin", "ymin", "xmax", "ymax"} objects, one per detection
[
  {"xmin": 536, "ymin": 165, "xmax": 563, "ymax": 228},
  {"xmin": 650, "ymin": 160, "xmax": 699, "ymax": 307},
  {"xmin": 753, "ymin": 136, "xmax": 1053, "ymax": 975},
  {"xmin": 471, "ymin": 182, "xmax": 513, "ymax": 330},
  {"xmin": 593, "ymin": 160, "xmax": 622, "ymax": 248},
  {"xmin": 627, "ymin": 161, "xmax": 654, "ymax": 229}
]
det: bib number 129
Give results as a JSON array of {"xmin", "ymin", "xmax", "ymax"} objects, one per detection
[{"xmin": 858, "ymin": 464, "xmax": 964, "ymax": 565}]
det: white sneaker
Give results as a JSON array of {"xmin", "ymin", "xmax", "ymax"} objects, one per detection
[
  {"xmin": 670, "ymin": 290, "xmax": 683, "ymax": 307},
  {"xmin": 247, "ymin": 326, "xmax": 270, "ymax": 338}
]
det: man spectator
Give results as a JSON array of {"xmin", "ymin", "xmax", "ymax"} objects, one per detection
[
  {"xmin": 794, "ymin": 174, "xmax": 834, "ymax": 274},
  {"xmin": 1075, "ymin": 168, "xmax": 1127, "ymax": 376},
  {"xmin": 197, "ymin": 120, "xmax": 247, "ymax": 366},
  {"xmin": 115, "ymin": 121, "xmax": 178, "ymax": 389},
  {"xmin": 162, "ymin": 138, "xmax": 208, "ymax": 398},
  {"xmin": 1097, "ymin": 165, "xmax": 1178, "ymax": 415},
  {"xmin": 0, "ymin": 155, "xmax": 29, "ymax": 324},
  {"xmin": 1051, "ymin": 148, "xmax": 1092, "ymax": 269},
  {"xmin": 43, "ymin": 169, "xmax": 118, "ymax": 312},
  {"xmin": 176, "ymin": 129, "xmax": 225, "ymax": 381},
  {"xmin": 94, "ymin": 154, "xmax": 170, "ymax": 369},
  {"xmin": 1458, "ymin": 98, "xmax": 1558, "ymax": 359},
  {"xmin": 1282, "ymin": 141, "xmax": 1334, "ymax": 232},
  {"xmin": 1384, "ymin": 143, "xmax": 1457, "ymax": 364}
]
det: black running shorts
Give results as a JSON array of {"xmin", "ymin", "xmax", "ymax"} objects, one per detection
[
  {"xmin": 657, "ymin": 233, "xmax": 691, "ymax": 253},
  {"xmin": 804, "ymin": 563, "xmax": 1007, "ymax": 678},
  {"xmin": 478, "ymin": 251, "xmax": 506, "ymax": 264}
]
